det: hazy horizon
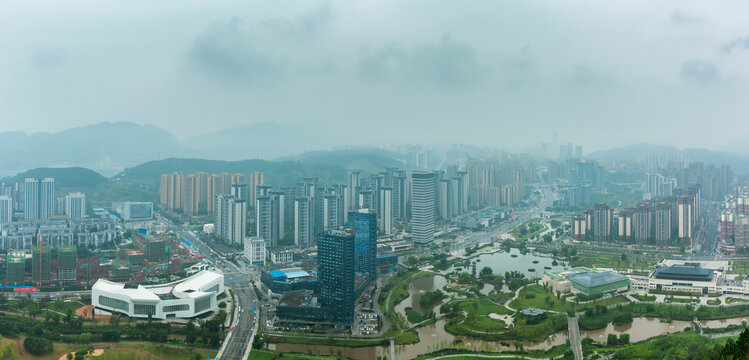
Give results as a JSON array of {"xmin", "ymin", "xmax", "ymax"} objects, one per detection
[{"xmin": 2, "ymin": 1, "xmax": 749, "ymax": 154}]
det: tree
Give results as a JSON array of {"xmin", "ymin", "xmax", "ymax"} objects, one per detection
[
  {"xmin": 23, "ymin": 337, "xmax": 53, "ymax": 356},
  {"xmin": 479, "ymin": 266, "xmax": 493, "ymax": 278},
  {"xmin": 607, "ymin": 334, "xmax": 618, "ymax": 346},
  {"xmin": 67, "ymin": 353, "xmax": 73, "ymax": 360},
  {"xmin": 109, "ymin": 314, "xmax": 120, "ymax": 327},
  {"xmin": 79, "ymin": 332, "xmax": 92, "ymax": 345}
]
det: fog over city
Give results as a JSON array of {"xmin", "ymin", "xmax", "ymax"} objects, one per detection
[{"xmin": 2, "ymin": 0, "xmax": 749, "ymax": 154}]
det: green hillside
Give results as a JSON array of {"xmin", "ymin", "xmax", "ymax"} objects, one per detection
[
  {"xmin": 114, "ymin": 158, "xmax": 350, "ymax": 189},
  {"xmin": 1, "ymin": 167, "xmax": 155, "ymax": 205}
]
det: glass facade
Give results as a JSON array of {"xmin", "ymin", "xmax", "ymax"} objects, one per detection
[
  {"xmin": 317, "ymin": 230, "xmax": 355, "ymax": 325},
  {"xmin": 195, "ymin": 296, "xmax": 212, "ymax": 312},
  {"xmin": 163, "ymin": 304, "xmax": 189, "ymax": 312},
  {"xmin": 99, "ymin": 295, "xmax": 129, "ymax": 312},
  {"xmin": 348, "ymin": 210, "xmax": 378, "ymax": 281},
  {"xmin": 134, "ymin": 303, "xmax": 156, "ymax": 315}
]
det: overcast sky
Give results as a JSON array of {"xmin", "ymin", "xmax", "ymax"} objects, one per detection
[{"xmin": 1, "ymin": 0, "xmax": 749, "ymax": 153}]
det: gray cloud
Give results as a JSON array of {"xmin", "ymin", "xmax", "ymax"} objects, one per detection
[
  {"xmin": 722, "ymin": 37, "xmax": 749, "ymax": 53},
  {"xmin": 500, "ymin": 46, "xmax": 534, "ymax": 87},
  {"xmin": 187, "ymin": 18, "xmax": 284, "ymax": 85},
  {"xmin": 357, "ymin": 34, "xmax": 486, "ymax": 88},
  {"xmin": 565, "ymin": 65, "xmax": 617, "ymax": 89},
  {"xmin": 261, "ymin": 5, "xmax": 332, "ymax": 41},
  {"xmin": 27, "ymin": 46, "xmax": 67, "ymax": 68},
  {"xmin": 680, "ymin": 59, "xmax": 718, "ymax": 86},
  {"xmin": 670, "ymin": 8, "xmax": 702, "ymax": 26}
]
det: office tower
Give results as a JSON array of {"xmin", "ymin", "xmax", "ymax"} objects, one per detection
[
  {"xmin": 0, "ymin": 195, "xmax": 11, "ymax": 223},
  {"xmin": 294, "ymin": 197, "xmax": 313, "ymax": 247},
  {"xmin": 160, "ymin": 173, "xmax": 183, "ymax": 210},
  {"xmin": 618, "ymin": 210, "xmax": 632, "ymax": 239},
  {"xmin": 181, "ymin": 173, "xmax": 207, "ymax": 216},
  {"xmin": 575, "ymin": 145, "xmax": 583, "ymax": 158},
  {"xmin": 678, "ymin": 196, "xmax": 693, "ymax": 245},
  {"xmin": 392, "ymin": 175, "xmax": 407, "ymax": 221},
  {"xmin": 248, "ymin": 172, "xmax": 264, "ymax": 210},
  {"xmin": 655, "ymin": 202, "xmax": 671, "ymax": 247},
  {"xmin": 255, "ymin": 184, "xmax": 272, "ymax": 202},
  {"xmin": 379, "ymin": 187, "xmax": 393, "ymax": 235},
  {"xmin": 55, "ymin": 197, "xmax": 66, "ymax": 216},
  {"xmin": 256, "ymin": 195, "xmax": 272, "ymax": 242},
  {"xmin": 24, "ymin": 178, "xmax": 54, "ymax": 220},
  {"xmin": 633, "ymin": 204, "xmax": 652, "ymax": 245},
  {"xmin": 330, "ymin": 184, "xmax": 347, "ymax": 226},
  {"xmin": 593, "ymin": 203, "xmax": 611, "ymax": 242},
  {"xmin": 65, "ymin": 192, "xmax": 86, "ymax": 219},
  {"xmin": 347, "ymin": 172, "xmax": 360, "ymax": 211},
  {"xmin": 358, "ymin": 190, "xmax": 373, "ymax": 209},
  {"xmin": 721, "ymin": 211, "xmax": 735, "ymax": 242},
  {"xmin": 415, "ymin": 150, "xmax": 429, "ymax": 169},
  {"xmin": 231, "ymin": 183, "xmax": 248, "ymax": 201},
  {"xmin": 58, "ymin": 246, "xmax": 77, "ymax": 282},
  {"xmin": 32, "ymin": 245, "xmax": 51, "ymax": 284},
  {"xmin": 349, "ymin": 209, "xmax": 378, "ymax": 281},
  {"xmin": 244, "ymin": 237, "xmax": 266, "ymax": 266},
  {"xmin": 411, "ymin": 172, "xmax": 436, "ymax": 245},
  {"xmin": 216, "ymin": 194, "xmax": 247, "ymax": 245},
  {"xmin": 438, "ymin": 179, "xmax": 452, "ymax": 220},
  {"xmin": 572, "ymin": 214, "xmax": 586, "ymax": 239},
  {"xmin": 270, "ymin": 190, "xmax": 286, "ymax": 241},
  {"xmin": 256, "ymin": 190, "xmax": 284, "ymax": 246},
  {"xmin": 317, "ymin": 229, "xmax": 355, "ymax": 325},
  {"xmin": 146, "ymin": 237, "xmax": 167, "ymax": 262},
  {"xmin": 559, "ymin": 143, "xmax": 573, "ymax": 159},
  {"xmin": 6, "ymin": 252, "xmax": 25, "ymax": 285},
  {"xmin": 121, "ymin": 202, "xmax": 154, "ymax": 221},
  {"xmin": 323, "ymin": 194, "xmax": 339, "ymax": 230}
]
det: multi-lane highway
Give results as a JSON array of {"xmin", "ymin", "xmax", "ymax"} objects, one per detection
[{"xmin": 174, "ymin": 227, "xmax": 260, "ymax": 360}]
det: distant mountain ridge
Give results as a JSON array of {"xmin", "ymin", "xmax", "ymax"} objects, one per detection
[
  {"xmin": 184, "ymin": 122, "xmax": 341, "ymax": 160},
  {"xmin": 587, "ymin": 143, "xmax": 749, "ymax": 170},
  {"xmin": 115, "ymin": 157, "xmax": 350, "ymax": 189},
  {"xmin": 0, "ymin": 122, "xmax": 194, "ymax": 177}
]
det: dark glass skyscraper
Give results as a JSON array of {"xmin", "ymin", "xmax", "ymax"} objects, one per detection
[
  {"xmin": 348, "ymin": 209, "xmax": 377, "ymax": 281},
  {"xmin": 317, "ymin": 229, "xmax": 355, "ymax": 325}
]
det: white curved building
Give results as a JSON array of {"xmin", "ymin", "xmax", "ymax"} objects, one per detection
[{"xmin": 92, "ymin": 270, "xmax": 224, "ymax": 319}]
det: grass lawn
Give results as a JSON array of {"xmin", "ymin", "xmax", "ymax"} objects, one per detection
[
  {"xmin": 632, "ymin": 294, "xmax": 656, "ymax": 302},
  {"xmin": 114, "ymin": 343, "xmax": 218, "ymax": 360},
  {"xmin": 251, "ymin": 349, "xmax": 353, "ymax": 359},
  {"xmin": 511, "ymin": 220, "xmax": 547, "ymax": 242},
  {"xmin": 707, "ymin": 299, "xmax": 721, "ymax": 306},
  {"xmin": 509, "ymin": 285, "xmax": 572, "ymax": 313},
  {"xmin": 405, "ymin": 307, "xmax": 425, "ymax": 323},
  {"xmin": 510, "ymin": 285, "xmax": 629, "ymax": 313},
  {"xmin": 458, "ymin": 299, "xmax": 511, "ymax": 316},
  {"xmin": 19, "ymin": 343, "xmax": 79, "ymax": 360}
]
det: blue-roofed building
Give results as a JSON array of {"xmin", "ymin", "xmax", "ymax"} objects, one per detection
[
  {"xmin": 542, "ymin": 267, "xmax": 629, "ymax": 296},
  {"xmin": 566, "ymin": 271, "xmax": 630, "ymax": 295},
  {"xmin": 261, "ymin": 268, "xmax": 318, "ymax": 296}
]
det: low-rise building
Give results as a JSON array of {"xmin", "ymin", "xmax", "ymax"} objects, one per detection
[
  {"xmin": 92, "ymin": 270, "xmax": 224, "ymax": 320},
  {"xmin": 542, "ymin": 267, "xmax": 629, "ymax": 295}
]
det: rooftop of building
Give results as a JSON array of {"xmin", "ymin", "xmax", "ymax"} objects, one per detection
[
  {"xmin": 93, "ymin": 270, "xmax": 222, "ymax": 301},
  {"xmin": 278, "ymin": 290, "xmax": 316, "ymax": 307},
  {"xmin": 653, "ymin": 264, "xmax": 714, "ymax": 281},
  {"xmin": 566, "ymin": 270, "xmax": 629, "ymax": 288}
]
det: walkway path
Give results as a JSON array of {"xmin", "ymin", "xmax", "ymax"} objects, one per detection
[{"xmin": 567, "ymin": 315, "xmax": 582, "ymax": 360}]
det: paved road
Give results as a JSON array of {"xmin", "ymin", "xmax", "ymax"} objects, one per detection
[
  {"xmin": 567, "ymin": 314, "xmax": 582, "ymax": 360},
  {"xmin": 175, "ymin": 228, "xmax": 259, "ymax": 360}
]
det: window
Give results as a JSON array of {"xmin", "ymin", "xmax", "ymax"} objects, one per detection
[
  {"xmin": 134, "ymin": 303, "xmax": 156, "ymax": 315},
  {"xmin": 163, "ymin": 304, "xmax": 189, "ymax": 313},
  {"xmin": 99, "ymin": 296, "xmax": 129, "ymax": 312},
  {"xmin": 194, "ymin": 296, "xmax": 211, "ymax": 312},
  {"xmin": 205, "ymin": 284, "xmax": 219, "ymax": 294}
]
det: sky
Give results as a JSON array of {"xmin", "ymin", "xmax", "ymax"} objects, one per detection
[{"xmin": 1, "ymin": 0, "xmax": 749, "ymax": 154}]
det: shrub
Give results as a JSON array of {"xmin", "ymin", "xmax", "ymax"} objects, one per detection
[{"xmin": 23, "ymin": 336, "xmax": 53, "ymax": 356}]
